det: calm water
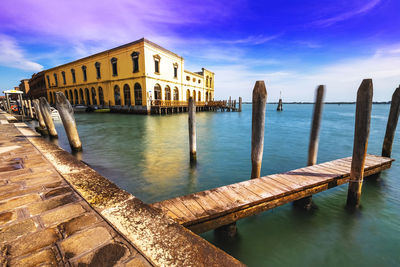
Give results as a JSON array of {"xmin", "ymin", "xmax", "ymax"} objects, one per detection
[{"xmin": 37, "ymin": 104, "xmax": 399, "ymax": 266}]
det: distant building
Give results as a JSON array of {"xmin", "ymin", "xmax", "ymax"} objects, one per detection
[
  {"xmin": 42, "ymin": 38, "xmax": 215, "ymax": 113},
  {"xmin": 28, "ymin": 71, "xmax": 46, "ymax": 99},
  {"xmin": 19, "ymin": 79, "xmax": 30, "ymax": 95}
]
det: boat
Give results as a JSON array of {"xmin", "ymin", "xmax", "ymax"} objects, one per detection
[
  {"xmin": 73, "ymin": 105, "xmax": 88, "ymax": 113},
  {"xmin": 50, "ymin": 107, "xmax": 61, "ymax": 120},
  {"xmin": 94, "ymin": 108, "xmax": 110, "ymax": 113}
]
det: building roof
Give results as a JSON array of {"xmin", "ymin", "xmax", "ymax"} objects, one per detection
[{"xmin": 44, "ymin": 38, "xmax": 182, "ymax": 72}]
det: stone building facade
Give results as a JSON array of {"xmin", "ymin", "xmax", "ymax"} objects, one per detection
[{"xmin": 42, "ymin": 38, "xmax": 215, "ymax": 113}]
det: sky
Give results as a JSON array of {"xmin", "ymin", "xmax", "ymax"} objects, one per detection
[{"xmin": 1, "ymin": 0, "xmax": 400, "ymax": 101}]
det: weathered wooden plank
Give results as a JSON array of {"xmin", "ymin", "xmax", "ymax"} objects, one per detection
[
  {"xmin": 164, "ymin": 198, "xmax": 198, "ymax": 222},
  {"xmin": 178, "ymin": 195, "xmax": 208, "ymax": 219}
]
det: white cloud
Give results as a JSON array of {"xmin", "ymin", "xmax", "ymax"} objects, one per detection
[
  {"xmin": 0, "ymin": 35, "xmax": 43, "ymax": 71},
  {"xmin": 210, "ymin": 45, "xmax": 400, "ymax": 102}
]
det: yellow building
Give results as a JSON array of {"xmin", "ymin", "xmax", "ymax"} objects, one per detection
[{"xmin": 43, "ymin": 38, "xmax": 214, "ymax": 114}]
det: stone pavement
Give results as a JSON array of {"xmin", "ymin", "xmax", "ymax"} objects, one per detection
[{"xmin": 0, "ymin": 119, "xmax": 152, "ymax": 266}]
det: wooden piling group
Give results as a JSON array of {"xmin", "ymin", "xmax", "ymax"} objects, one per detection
[{"xmin": 382, "ymin": 86, "xmax": 400, "ymax": 158}]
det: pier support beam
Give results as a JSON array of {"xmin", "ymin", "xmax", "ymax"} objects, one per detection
[
  {"xmin": 188, "ymin": 97, "xmax": 196, "ymax": 162},
  {"xmin": 294, "ymin": 85, "xmax": 325, "ymax": 209},
  {"xmin": 382, "ymin": 86, "xmax": 400, "ymax": 158},
  {"xmin": 239, "ymin": 97, "xmax": 242, "ymax": 112},
  {"xmin": 346, "ymin": 79, "xmax": 373, "ymax": 208},
  {"xmin": 39, "ymin": 97, "xmax": 58, "ymax": 138},
  {"xmin": 251, "ymin": 81, "xmax": 267, "ymax": 179},
  {"xmin": 56, "ymin": 92, "xmax": 82, "ymax": 151}
]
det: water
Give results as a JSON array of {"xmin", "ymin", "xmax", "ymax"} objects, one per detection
[{"xmin": 36, "ymin": 104, "xmax": 400, "ymax": 266}]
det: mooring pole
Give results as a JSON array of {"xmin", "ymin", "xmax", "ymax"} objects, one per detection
[
  {"xmin": 382, "ymin": 86, "xmax": 400, "ymax": 158},
  {"xmin": 346, "ymin": 79, "xmax": 373, "ymax": 208},
  {"xmin": 56, "ymin": 92, "xmax": 82, "ymax": 151},
  {"xmin": 33, "ymin": 99, "xmax": 46, "ymax": 128},
  {"xmin": 28, "ymin": 99, "xmax": 34, "ymax": 119},
  {"xmin": 251, "ymin": 81, "xmax": 267, "ymax": 179},
  {"xmin": 188, "ymin": 97, "xmax": 196, "ymax": 161},
  {"xmin": 294, "ymin": 85, "xmax": 325, "ymax": 209},
  {"xmin": 39, "ymin": 97, "xmax": 58, "ymax": 138},
  {"xmin": 239, "ymin": 97, "xmax": 242, "ymax": 112}
]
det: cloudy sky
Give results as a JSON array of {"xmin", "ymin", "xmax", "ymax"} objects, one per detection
[{"xmin": 1, "ymin": 0, "xmax": 400, "ymax": 101}]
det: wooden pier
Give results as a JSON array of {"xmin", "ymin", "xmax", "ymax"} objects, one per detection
[
  {"xmin": 149, "ymin": 100, "xmax": 240, "ymax": 114},
  {"xmin": 152, "ymin": 154, "xmax": 393, "ymax": 233}
]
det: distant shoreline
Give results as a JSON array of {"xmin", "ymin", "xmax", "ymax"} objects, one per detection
[{"xmin": 242, "ymin": 102, "xmax": 391, "ymax": 104}]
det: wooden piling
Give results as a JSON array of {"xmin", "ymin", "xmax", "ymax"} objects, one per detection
[
  {"xmin": 294, "ymin": 85, "xmax": 325, "ymax": 209},
  {"xmin": 39, "ymin": 97, "xmax": 58, "ymax": 138},
  {"xmin": 55, "ymin": 92, "xmax": 82, "ymax": 151},
  {"xmin": 239, "ymin": 97, "xmax": 242, "ymax": 112},
  {"xmin": 33, "ymin": 99, "xmax": 46, "ymax": 128},
  {"xmin": 346, "ymin": 79, "xmax": 373, "ymax": 207},
  {"xmin": 28, "ymin": 100, "xmax": 34, "ymax": 119},
  {"xmin": 188, "ymin": 97, "xmax": 196, "ymax": 161},
  {"xmin": 251, "ymin": 81, "xmax": 267, "ymax": 179},
  {"xmin": 382, "ymin": 86, "xmax": 400, "ymax": 158}
]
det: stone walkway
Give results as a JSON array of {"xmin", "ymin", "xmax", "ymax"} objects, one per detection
[{"xmin": 0, "ymin": 119, "xmax": 151, "ymax": 266}]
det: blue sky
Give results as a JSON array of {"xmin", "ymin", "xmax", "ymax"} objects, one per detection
[{"xmin": 1, "ymin": 0, "xmax": 400, "ymax": 101}]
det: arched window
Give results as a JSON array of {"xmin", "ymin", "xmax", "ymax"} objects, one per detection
[
  {"xmin": 91, "ymin": 87, "xmax": 97, "ymax": 105},
  {"xmin": 198, "ymin": 91, "xmax": 201, "ymax": 102},
  {"xmin": 98, "ymin": 87, "xmax": 104, "ymax": 105},
  {"xmin": 95, "ymin": 62, "xmax": 101, "ymax": 79},
  {"xmin": 85, "ymin": 88, "xmax": 91, "ymax": 105},
  {"xmin": 71, "ymin": 69, "xmax": 76, "ymax": 83},
  {"xmin": 64, "ymin": 90, "xmax": 68, "ymax": 100},
  {"xmin": 114, "ymin": 85, "xmax": 121, "ymax": 105},
  {"xmin": 154, "ymin": 84, "xmax": 162, "ymax": 100},
  {"xmin": 205, "ymin": 92, "xmax": 209, "ymax": 102},
  {"xmin": 192, "ymin": 90, "xmax": 196, "ymax": 101},
  {"xmin": 79, "ymin": 88, "xmax": 84, "ymax": 104},
  {"xmin": 82, "ymin": 66, "xmax": 87, "ymax": 81},
  {"xmin": 173, "ymin": 87, "xmax": 179, "ymax": 100},
  {"xmin": 123, "ymin": 84, "xmax": 131, "ymax": 106},
  {"xmin": 209, "ymin": 77, "xmax": 212, "ymax": 88},
  {"xmin": 69, "ymin": 90, "xmax": 73, "ymax": 104},
  {"xmin": 134, "ymin": 83, "xmax": 142, "ymax": 106},
  {"xmin": 165, "ymin": 86, "xmax": 171, "ymax": 100},
  {"xmin": 74, "ymin": 89, "xmax": 78, "ymax": 104},
  {"xmin": 206, "ymin": 76, "xmax": 209, "ymax": 87},
  {"xmin": 131, "ymin": 52, "xmax": 140, "ymax": 73},
  {"xmin": 186, "ymin": 89, "xmax": 190, "ymax": 101}
]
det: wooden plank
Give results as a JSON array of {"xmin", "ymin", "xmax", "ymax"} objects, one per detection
[
  {"xmin": 163, "ymin": 198, "xmax": 197, "ymax": 222},
  {"xmin": 178, "ymin": 195, "xmax": 208, "ymax": 219},
  {"xmin": 242, "ymin": 180, "xmax": 274, "ymax": 199},
  {"xmin": 318, "ymin": 162, "xmax": 350, "ymax": 174},
  {"xmin": 268, "ymin": 174, "xmax": 303, "ymax": 190},
  {"xmin": 191, "ymin": 191, "xmax": 224, "ymax": 215},
  {"xmin": 227, "ymin": 183, "xmax": 261, "ymax": 203},
  {"xmin": 216, "ymin": 186, "xmax": 250, "ymax": 207},
  {"xmin": 260, "ymin": 176, "xmax": 295, "ymax": 192},
  {"xmin": 152, "ymin": 202, "xmax": 181, "ymax": 221},
  {"xmin": 285, "ymin": 168, "xmax": 330, "ymax": 184}
]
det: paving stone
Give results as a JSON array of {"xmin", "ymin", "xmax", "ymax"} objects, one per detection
[
  {"xmin": 0, "ymin": 185, "xmax": 43, "ymax": 202},
  {"xmin": 0, "ymin": 210, "xmax": 17, "ymax": 226},
  {"xmin": 124, "ymin": 254, "xmax": 153, "ymax": 267},
  {"xmin": 24, "ymin": 174, "xmax": 62, "ymax": 187},
  {"xmin": 41, "ymin": 203, "xmax": 86, "ymax": 227},
  {"xmin": 8, "ymin": 248, "xmax": 59, "ymax": 267},
  {"xmin": 44, "ymin": 187, "xmax": 73, "ymax": 199},
  {"xmin": 59, "ymin": 213, "xmax": 98, "ymax": 237},
  {"xmin": 0, "ymin": 194, "xmax": 41, "ymax": 213},
  {"xmin": 28, "ymin": 193, "xmax": 77, "ymax": 215},
  {"xmin": 0, "ymin": 183, "xmax": 20, "ymax": 195},
  {"xmin": 7, "ymin": 228, "xmax": 60, "ymax": 258},
  {"xmin": 60, "ymin": 226, "xmax": 112, "ymax": 260},
  {"xmin": 73, "ymin": 242, "xmax": 130, "ymax": 266},
  {"xmin": 0, "ymin": 219, "xmax": 36, "ymax": 243}
]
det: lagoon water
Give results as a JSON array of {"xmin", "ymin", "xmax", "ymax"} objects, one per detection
[{"xmin": 42, "ymin": 104, "xmax": 399, "ymax": 266}]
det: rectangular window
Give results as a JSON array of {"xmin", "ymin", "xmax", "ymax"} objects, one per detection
[
  {"xmin": 46, "ymin": 75, "xmax": 51, "ymax": 88},
  {"xmin": 71, "ymin": 69, "xmax": 76, "ymax": 83},
  {"xmin": 82, "ymin": 66, "xmax": 87, "ymax": 81},
  {"xmin": 111, "ymin": 57, "xmax": 118, "ymax": 76},
  {"xmin": 53, "ymin": 73, "xmax": 58, "ymax": 87},
  {"xmin": 155, "ymin": 60, "xmax": 159, "ymax": 73},
  {"xmin": 62, "ymin": 71, "xmax": 66, "ymax": 85},
  {"xmin": 95, "ymin": 62, "xmax": 101, "ymax": 79},
  {"xmin": 174, "ymin": 67, "xmax": 177, "ymax": 78}
]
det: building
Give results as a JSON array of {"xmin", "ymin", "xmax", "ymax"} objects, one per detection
[
  {"xmin": 19, "ymin": 79, "xmax": 30, "ymax": 95},
  {"xmin": 42, "ymin": 38, "xmax": 215, "ymax": 114},
  {"xmin": 28, "ymin": 71, "xmax": 46, "ymax": 99}
]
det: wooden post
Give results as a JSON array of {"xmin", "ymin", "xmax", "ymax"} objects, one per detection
[
  {"xmin": 251, "ymin": 81, "xmax": 267, "ymax": 179},
  {"xmin": 33, "ymin": 99, "xmax": 46, "ymax": 128},
  {"xmin": 294, "ymin": 85, "xmax": 325, "ymax": 209},
  {"xmin": 239, "ymin": 97, "xmax": 242, "ymax": 112},
  {"xmin": 5, "ymin": 93, "xmax": 11, "ymax": 113},
  {"xmin": 28, "ymin": 100, "xmax": 34, "ymax": 119},
  {"xmin": 56, "ymin": 92, "xmax": 82, "ymax": 151},
  {"xmin": 188, "ymin": 97, "xmax": 196, "ymax": 161},
  {"xmin": 382, "ymin": 86, "xmax": 400, "ymax": 158},
  {"xmin": 346, "ymin": 79, "xmax": 373, "ymax": 208},
  {"xmin": 18, "ymin": 94, "xmax": 25, "ymax": 116},
  {"xmin": 39, "ymin": 97, "xmax": 58, "ymax": 137}
]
